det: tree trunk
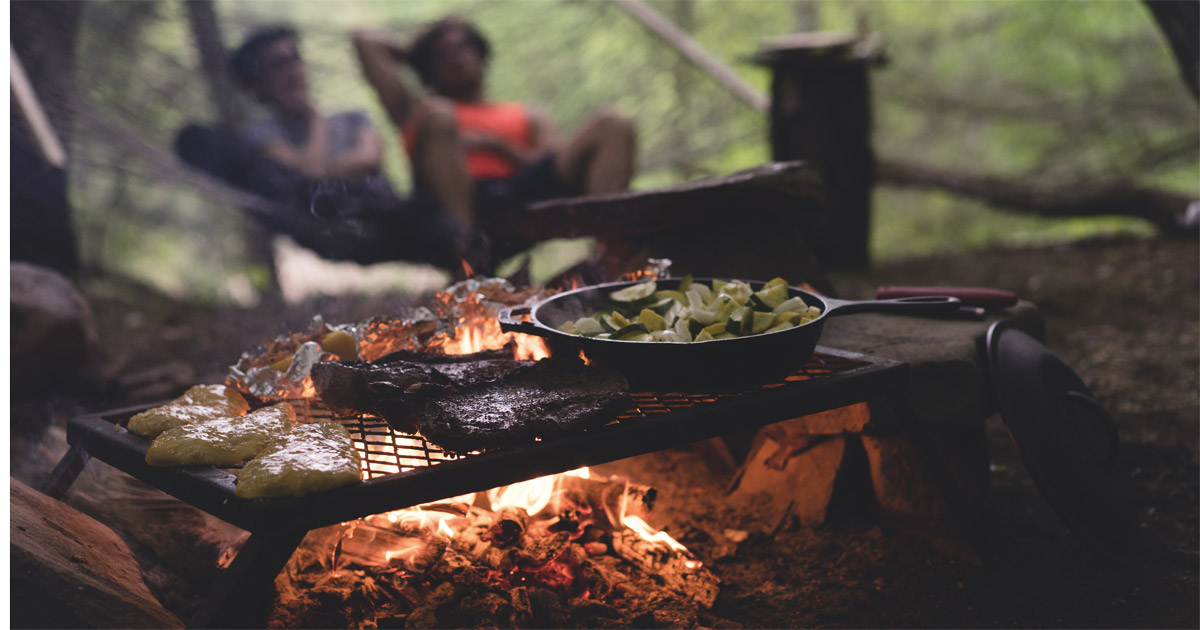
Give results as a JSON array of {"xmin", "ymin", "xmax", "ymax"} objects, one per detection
[
  {"xmin": 184, "ymin": 0, "xmax": 244, "ymax": 127},
  {"xmin": 1142, "ymin": 0, "xmax": 1200, "ymax": 101},
  {"xmin": 11, "ymin": 1, "xmax": 84, "ymax": 274}
]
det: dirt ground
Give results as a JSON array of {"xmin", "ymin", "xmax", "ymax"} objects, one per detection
[{"xmin": 13, "ymin": 234, "xmax": 1198, "ymax": 628}]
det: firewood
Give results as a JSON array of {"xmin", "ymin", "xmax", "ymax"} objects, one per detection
[
  {"xmin": 515, "ymin": 530, "xmax": 571, "ymax": 567},
  {"xmin": 557, "ymin": 474, "xmax": 657, "ymax": 530},
  {"xmin": 484, "ymin": 505, "xmax": 529, "ymax": 546},
  {"xmin": 404, "ymin": 581, "xmax": 456, "ymax": 629},
  {"xmin": 508, "ymin": 585, "xmax": 535, "ymax": 628},
  {"xmin": 612, "ymin": 528, "xmax": 720, "ymax": 608},
  {"xmin": 11, "ymin": 478, "xmax": 183, "ymax": 629}
]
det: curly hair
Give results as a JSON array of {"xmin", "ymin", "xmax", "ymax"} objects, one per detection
[
  {"xmin": 408, "ymin": 17, "xmax": 491, "ymax": 87},
  {"xmin": 229, "ymin": 25, "xmax": 298, "ymax": 89}
]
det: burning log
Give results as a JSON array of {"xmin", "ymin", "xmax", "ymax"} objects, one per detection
[
  {"xmin": 404, "ymin": 581, "xmax": 456, "ymax": 629},
  {"xmin": 515, "ymin": 530, "xmax": 572, "ymax": 567},
  {"xmin": 484, "ymin": 505, "xmax": 529, "ymax": 546},
  {"xmin": 611, "ymin": 518, "xmax": 721, "ymax": 608},
  {"xmin": 557, "ymin": 473, "xmax": 657, "ymax": 530}
]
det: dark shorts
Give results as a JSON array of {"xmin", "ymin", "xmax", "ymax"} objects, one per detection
[
  {"xmin": 474, "ymin": 153, "xmax": 577, "ymax": 215},
  {"xmin": 412, "ymin": 154, "xmax": 577, "ymax": 263}
]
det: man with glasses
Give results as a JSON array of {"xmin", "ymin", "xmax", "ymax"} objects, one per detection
[
  {"xmin": 219, "ymin": 25, "xmax": 475, "ymax": 272},
  {"xmin": 231, "ymin": 25, "xmax": 384, "ymax": 182}
]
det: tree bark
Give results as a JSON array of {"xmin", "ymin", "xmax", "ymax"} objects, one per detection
[
  {"xmin": 1142, "ymin": 0, "xmax": 1200, "ymax": 101},
  {"xmin": 184, "ymin": 0, "xmax": 244, "ymax": 126}
]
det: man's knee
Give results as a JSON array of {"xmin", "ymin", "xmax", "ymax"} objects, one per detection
[{"xmin": 591, "ymin": 106, "xmax": 635, "ymax": 142}]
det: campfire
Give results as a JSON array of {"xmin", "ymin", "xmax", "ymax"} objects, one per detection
[
  {"xmin": 42, "ymin": 268, "xmax": 914, "ymax": 629},
  {"xmin": 221, "ymin": 276, "xmax": 718, "ymax": 627},
  {"xmin": 272, "ymin": 468, "xmax": 718, "ymax": 628}
]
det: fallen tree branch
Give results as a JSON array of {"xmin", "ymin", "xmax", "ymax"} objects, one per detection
[{"xmin": 877, "ymin": 158, "xmax": 1196, "ymax": 236}]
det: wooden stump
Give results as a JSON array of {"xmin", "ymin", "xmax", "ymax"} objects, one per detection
[
  {"xmin": 753, "ymin": 32, "xmax": 887, "ymax": 271},
  {"xmin": 11, "ymin": 478, "xmax": 183, "ymax": 629}
]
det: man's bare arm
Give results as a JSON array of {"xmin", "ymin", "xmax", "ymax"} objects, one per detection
[
  {"xmin": 353, "ymin": 30, "xmax": 417, "ymax": 129},
  {"xmin": 326, "ymin": 125, "xmax": 384, "ymax": 179},
  {"xmin": 261, "ymin": 109, "xmax": 330, "ymax": 178}
]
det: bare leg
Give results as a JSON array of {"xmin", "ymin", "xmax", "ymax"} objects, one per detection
[
  {"xmin": 409, "ymin": 98, "xmax": 475, "ymax": 228},
  {"xmin": 554, "ymin": 107, "xmax": 637, "ymax": 194}
]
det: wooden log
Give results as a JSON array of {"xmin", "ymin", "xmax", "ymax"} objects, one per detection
[
  {"xmin": 877, "ymin": 158, "xmax": 1194, "ymax": 235},
  {"xmin": 484, "ymin": 505, "xmax": 529, "ymax": 546},
  {"xmin": 728, "ymin": 431, "xmax": 849, "ymax": 529},
  {"xmin": 488, "ymin": 162, "xmax": 835, "ymax": 293},
  {"xmin": 557, "ymin": 473, "xmax": 657, "ymax": 531},
  {"xmin": 11, "ymin": 478, "xmax": 183, "ymax": 629},
  {"xmin": 610, "ymin": 526, "xmax": 720, "ymax": 608}
]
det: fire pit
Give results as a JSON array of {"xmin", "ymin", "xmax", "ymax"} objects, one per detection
[{"xmin": 46, "ymin": 346, "xmax": 910, "ymax": 627}]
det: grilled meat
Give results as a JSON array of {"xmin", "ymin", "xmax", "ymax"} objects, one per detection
[
  {"xmin": 310, "ymin": 347, "xmax": 534, "ymax": 431},
  {"xmin": 412, "ymin": 357, "xmax": 631, "ymax": 455}
]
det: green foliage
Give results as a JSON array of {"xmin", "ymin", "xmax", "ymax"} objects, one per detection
[{"xmin": 66, "ymin": 0, "xmax": 1197, "ymax": 304}]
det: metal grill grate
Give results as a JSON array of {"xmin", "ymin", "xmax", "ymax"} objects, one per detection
[{"xmin": 293, "ymin": 351, "xmax": 867, "ymax": 481}]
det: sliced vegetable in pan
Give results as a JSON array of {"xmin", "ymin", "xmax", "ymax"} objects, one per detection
[{"xmin": 556, "ymin": 276, "xmax": 823, "ymax": 342}]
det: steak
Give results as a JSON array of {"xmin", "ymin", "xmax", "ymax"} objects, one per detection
[
  {"xmin": 412, "ymin": 357, "xmax": 631, "ymax": 455},
  {"xmin": 310, "ymin": 347, "xmax": 535, "ymax": 431}
]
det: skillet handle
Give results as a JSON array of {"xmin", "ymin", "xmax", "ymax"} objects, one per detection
[
  {"xmin": 497, "ymin": 305, "xmax": 542, "ymax": 335},
  {"xmin": 823, "ymin": 295, "xmax": 963, "ymax": 317}
]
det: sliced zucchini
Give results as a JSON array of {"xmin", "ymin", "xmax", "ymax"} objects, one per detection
[
  {"xmin": 637, "ymin": 308, "xmax": 668, "ymax": 332},
  {"xmin": 573, "ymin": 317, "xmax": 604, "ymax": 335},
  {"xmin": 610, "ymin": 281, "xmax": 658, "ymax": 308},
  {"xmin": 753, "ymin": 283, "xmax": 789, "ymax": 310},
  {"xmin": 750, "ymin": 311, "xmax": 776, "ymax": 334},
  {"xmin": 612, "ymin": 322, "xmax": 649, "ymax": 339}
]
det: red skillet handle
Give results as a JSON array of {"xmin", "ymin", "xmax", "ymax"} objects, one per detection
[{"xmin": 876, "ymin": 285, "xmax": 1018, "ymax": 308}]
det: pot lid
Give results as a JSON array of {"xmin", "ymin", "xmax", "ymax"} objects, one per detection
[{"xmin": 984, "ymin": 321, "xmax": 1141, "ymax": 566}]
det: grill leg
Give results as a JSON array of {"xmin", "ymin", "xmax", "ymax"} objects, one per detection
[
  {"xmin": 41, "ymin": 444, "xmax": 91, "ymax": 500},
  {"xmin": 188, "ymin": 527, "xmax": 309, "ymax": 629}
]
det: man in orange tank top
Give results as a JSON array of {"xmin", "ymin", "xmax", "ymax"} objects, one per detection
[{"xmin": 354, "ymin": 17, "xmax": 637, "ymax": 263}]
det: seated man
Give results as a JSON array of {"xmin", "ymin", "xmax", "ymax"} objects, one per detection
[
  {"xmin": 202, "ymin": 25, "xmax": 472, "ymax": 271},
  {"xmin": 353, "ymin": 17, "xmax": 637, "ymax": 262}
]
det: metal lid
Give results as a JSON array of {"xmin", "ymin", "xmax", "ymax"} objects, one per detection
[{"xmin": 984, "ymin": 321, "xmax": 1141, "ymax": 566}]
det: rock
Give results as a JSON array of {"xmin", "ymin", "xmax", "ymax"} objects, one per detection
[
  {"xmin": 10, "ymin": 478, "xmax": 183, "ymax": 629},
  {"xmin": 10, "ymin": 262, "xmax": 101, "ymax": 396},
  {"xmin": 820, "ymin": 301, "xmax": 1044, "ymax": 427}
]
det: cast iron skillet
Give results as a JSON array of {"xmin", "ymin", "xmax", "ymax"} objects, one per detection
[{"xmin": 498, "ymin": 277, "xmax": 961, "ymax": 390}]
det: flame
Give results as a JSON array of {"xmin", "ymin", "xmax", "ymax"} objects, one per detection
[
  {"xmin": 432, "ymin": 313, "xmax": 550, "ymax": 360},
  {"xmin": 621, "ymin": 515, "xmax": 688, "ymax": 553},
  {"xmin": 486, "ymin": 467, "xmax": 589, "ymax": 515},
  {"xmin": 378, "ymin": 507, "xmax": 461, "ymax": 540},
  {"xmin": 298, "ymin": 377, "xmax": 318, "ymax": 399},
  {"xmin": 461, "ymin": 258, "xmax": 475, "ymax": 278}
]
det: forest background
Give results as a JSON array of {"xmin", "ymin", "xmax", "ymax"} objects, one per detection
[{"xmin": 66, "ymin": 0, "xmax": 1199, "ymax": 304}]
